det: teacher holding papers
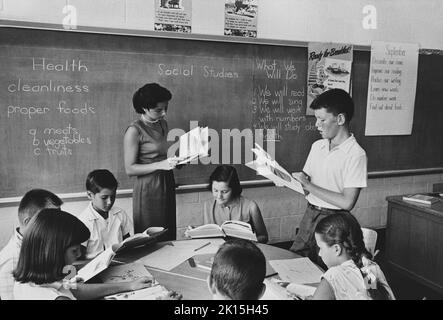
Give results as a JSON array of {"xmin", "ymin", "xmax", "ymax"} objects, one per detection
[{"xmin": 124, "ymin": 83, "xmax": 179, "ymax": 240}]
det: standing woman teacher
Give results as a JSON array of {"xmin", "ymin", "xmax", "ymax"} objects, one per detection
[{"xmin": 124, "ymin": 83, "xmax": 179, "ymax": 240}]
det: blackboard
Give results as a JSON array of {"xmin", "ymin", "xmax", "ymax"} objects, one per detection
[{"xmin": 1, "ymin": 27, "xmax": 442, "ymax": 198}]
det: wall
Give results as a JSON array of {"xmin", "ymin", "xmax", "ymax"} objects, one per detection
[
  {"xmin": 0, "ymin": 0, "xmax": 442, "ymax": 49},
  {"xmin": 1, "ymin": 173, "xmax": 443, "ymax": 248}
]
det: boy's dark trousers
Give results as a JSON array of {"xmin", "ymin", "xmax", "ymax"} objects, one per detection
[{"xmin": 290, "ymin": 203, "xmax": 350, "ymax": 271}]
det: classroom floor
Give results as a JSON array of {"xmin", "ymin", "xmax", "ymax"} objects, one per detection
[{"xmin": 271, "ymin": 229, "xmax": 443, "ymax": 300}]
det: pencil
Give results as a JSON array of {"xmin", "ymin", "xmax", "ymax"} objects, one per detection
[{"xmin": 194, "ymin": 242, "xmax": 211, "ymax": 252}]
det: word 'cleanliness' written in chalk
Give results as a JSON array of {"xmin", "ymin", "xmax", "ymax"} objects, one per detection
[{"xmin": 28, "ymin": 124, "xmax": 92, "ymax": 157}]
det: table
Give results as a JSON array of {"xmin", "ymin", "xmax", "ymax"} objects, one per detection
[
  {"xmin": 385, "ymin": 195, "xmax": 443, "ymax": 294},
  {"xmin": 115, "ymin": 239, "xmax": 303, "ymax": 300}
]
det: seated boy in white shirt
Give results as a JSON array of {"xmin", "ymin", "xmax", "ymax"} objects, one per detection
[{"xmin": 79, "ymin": 169, "xmax": 132, "ymax": 259}]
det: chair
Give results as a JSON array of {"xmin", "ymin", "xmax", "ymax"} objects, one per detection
[{"xmin": 361, "ymin": 227, "xmax": 379, "ymax": 258}]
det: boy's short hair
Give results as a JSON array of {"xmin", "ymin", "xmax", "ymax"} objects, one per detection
[
  {"xmin": 310, "ymin": 88, "xmax": 355, "ymax": 123},
  {"xmin": 86, "ymin": 169, "xmax": 118, "ymax": 194},
  {"xmin": 18, "ymin": 189, "xmax": 63, "ymax": 225},
  {"xmin": 210, "ymin": 239, "xmax": 266, "ymax": 300}
]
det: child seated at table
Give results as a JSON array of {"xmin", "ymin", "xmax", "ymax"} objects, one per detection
[
  {"xmin": 203, "ymin": 165, "xmax": 268, "ymax": 243},
  {"xmin": 0, "ymin": 189, "xmax": 63, "ymax": 300},
  {"xmin": 79, "ymin": 169, "xmax": 132, "ymax": 259},
  {"xmin": 311, "ymin": 212, "xmax": 395, "ymax": 300},
  {"xmin": 13, "ymin": 208, "xmax": 152, "ymax": 300},
  {"xmin": 208, "ymin": 239, "xmax": 266, "ymax": 300}
]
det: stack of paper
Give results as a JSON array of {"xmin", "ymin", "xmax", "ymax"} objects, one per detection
[
  {"xmin": 246, "ymin": 143, "xmax": 305, "ymax": 195},
  {"xmin": 402, "ymin": 194, "xmax": 439, "ymax": 205}
]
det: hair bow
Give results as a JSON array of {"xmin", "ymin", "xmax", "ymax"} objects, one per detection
[{"xmin": 361, "ymin": 266, "xmax": 377, "ymax": 290}]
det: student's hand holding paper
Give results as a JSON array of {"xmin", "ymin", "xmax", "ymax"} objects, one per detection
[
  {"xmin": 291, "ymin": 172, "xmax": 310, "ymax": 186},
  {"xmin": 274, "ymin": 180, "xmax": 285, "ymax": 187},
  {"xmin": 292, "ymin": 172, "xmax": 311, "ymax": 195}
]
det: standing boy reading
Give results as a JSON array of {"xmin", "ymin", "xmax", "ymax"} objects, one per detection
[
  {"xmin": 79, "ymin": 169, "xmax": 132, "ymax": 259},
  {"xmin": 208, "ymin": 239, "xmax": 266, "ymax": 300},
  {"xmin": 290, "ymin": 89, "xmax": 367, "ymax": 268},
  {"xmin": 0, "ymin": 189, "xmax": 63, "ymax": 300}
]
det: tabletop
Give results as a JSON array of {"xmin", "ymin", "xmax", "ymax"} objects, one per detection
[{"xmin": 114, "ymin": 238, "xmax": 302, "ymax": 300}]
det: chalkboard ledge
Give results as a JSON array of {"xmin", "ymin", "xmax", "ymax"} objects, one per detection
[{"xmin": 1, "ymin": 168, "xmax": 442, "ymax": 207}]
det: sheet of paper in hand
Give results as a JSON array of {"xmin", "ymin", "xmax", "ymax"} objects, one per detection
[
  {"xmin": 175, "ymin": 126, "xmax": 209, "ymax": 164},
  {"xmin": 246, "ymin": 143, "xmax": 305, "ymax": 195}
]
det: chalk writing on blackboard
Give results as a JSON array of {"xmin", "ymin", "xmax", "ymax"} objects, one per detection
[{"xmin": 28, "ymin": 125, "xmax": 92, "ymax": 157}]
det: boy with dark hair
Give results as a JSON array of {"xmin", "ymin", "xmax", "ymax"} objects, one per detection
[
  {"xmin": 290, "ymin": 89, "xmax": 367, "ymax": 269},
  {"xmin": 0, "ymin": 189, "xmax": 63, "ymax": 300},
  {"xmin": 78, "ymin": 169, "xmax": 132, "ymax": 259},
  {"xmin": 208, "ymin": 239, "xmax": 266, "ymax": 300}
]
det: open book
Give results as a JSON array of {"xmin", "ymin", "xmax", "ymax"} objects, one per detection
[
  {"xmin": 172, "ymin": 126, "xmax": 209, "ymax": 165},
  {"xmin": 76, "ymin": 227, "xmax": 167, "ymax": 282},
  {"xmin": 185, "ymin": 220, "xmax": 258, "ymax": 241},
  {"xmin": 246, "ymin": 143, "xmax": 305, "ymax": 195},
  {"xmin": 116, "ymin": 227, "xmax": 167, "ymax": 254}
]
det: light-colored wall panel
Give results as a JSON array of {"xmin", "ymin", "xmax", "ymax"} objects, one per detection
[
  {"xmin": 67, "ymin": 0, "xmax": 126, "ymax": 28},
  {"xmin": 0, "ymin": 0, "xmax": 67, "ymax": 24},
  {"xmin": 1, "ymin": 0, "xmax": 442, "ymax": 49},
  {"xmin": 125, "ymin": 0, "xmax": 155, "ymax": 30}
]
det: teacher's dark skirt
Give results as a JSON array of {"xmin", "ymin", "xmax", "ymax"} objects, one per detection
[{"xmin": 132, "ymin": 170, "xmax": 176, "ymax": 240}]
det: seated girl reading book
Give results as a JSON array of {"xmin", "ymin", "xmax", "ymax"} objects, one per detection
[{"xmin": 198, "ymin": 165, "xmax": 268, "ymax": 243}]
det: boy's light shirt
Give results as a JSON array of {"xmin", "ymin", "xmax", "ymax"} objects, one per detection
[
  {"xmin": 78, "ymin": 203, "xmax": 132, "ymax": 259},
  {"xmin": 304, "ymin": 134, "xmax": 367, "ymax": 209}
]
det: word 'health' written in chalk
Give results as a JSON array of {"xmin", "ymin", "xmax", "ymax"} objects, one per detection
[{"xmin": 32, "ymin": 58, "xmax": 89, "ymax": 72}]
